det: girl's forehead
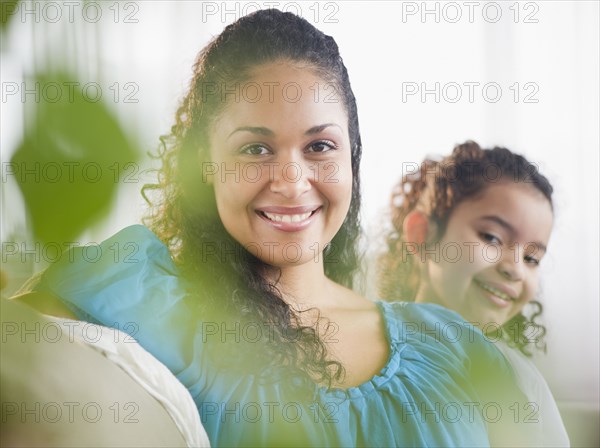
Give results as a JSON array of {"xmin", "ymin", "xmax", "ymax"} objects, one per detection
[
  {"xmin": 468, "ymin": 181, "xmax": 551, "ymax": 209},
  {"xmin": 451, "ymin": 182, "xmax": 554, "ymax": 241}
]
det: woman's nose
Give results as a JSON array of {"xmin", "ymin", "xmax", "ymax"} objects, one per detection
[{"xmin": 268, "ymin": 157, "xmax": 312, "ymax": 199}]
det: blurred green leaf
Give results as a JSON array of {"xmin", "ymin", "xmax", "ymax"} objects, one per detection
[
  {"xmin": 11, "ymin": 72, "xmax": 140, "ymax": 244},
  {"xmin": 1, "ymin": 0, "xmax": 20, "ymax": 33}
]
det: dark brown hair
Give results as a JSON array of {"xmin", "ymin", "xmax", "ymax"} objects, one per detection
[{"xmin": 142, "ymin": 9, "xmax": 362, "ymax": 387}]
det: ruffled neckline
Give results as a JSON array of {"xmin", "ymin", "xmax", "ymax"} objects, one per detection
[{"xmin": 316, "ymin": 301, "xmax": 404, "ymax": 401}]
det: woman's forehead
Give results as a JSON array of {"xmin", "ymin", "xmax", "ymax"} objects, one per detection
[{"xmin": 209, "ymin": 64, "xmax": 348, "ymax": 136}]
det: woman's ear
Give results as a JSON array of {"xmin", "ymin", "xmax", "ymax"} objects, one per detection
[
  {"xmin": 199, "ymin": 148, "xmax": 215, "ymax": 186},
  {"xmin": 403, "ymin": 211, "xmax": 430, "ymax": 245}
]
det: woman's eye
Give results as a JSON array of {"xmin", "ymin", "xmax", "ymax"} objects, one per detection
[
  {"xmin": 307, "ymin": 140, "xmax": 337, "ymax": 153},
  {"xmin": 240, "ymin": 144, "xmax": 270, "ymax": 155},
  {"xmin": 480, "ymin": 232, "xmax": 502, "ymax": 245}
]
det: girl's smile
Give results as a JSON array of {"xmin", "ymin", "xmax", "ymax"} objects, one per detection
[
  {"xmin": 474, "ymin": 278, "xmax": 518, "ymax": 307},
  {"xmin": 417, "ymin": 181, "xmax": 554, "ymax": 327}
]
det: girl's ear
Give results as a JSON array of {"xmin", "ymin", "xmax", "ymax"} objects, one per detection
[{"xmin": 403, "ymin": 211, "xmax": 432, "ymax": 245}]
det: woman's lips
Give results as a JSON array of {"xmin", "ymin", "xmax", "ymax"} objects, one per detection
[{"xmin": 256, "ymin": 206, "xmax": 321, "ymax": 232}]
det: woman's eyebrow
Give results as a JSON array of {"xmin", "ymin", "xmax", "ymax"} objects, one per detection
[
  {"xmin": 305, "ymin": 123, "xmax": 342, "ymax": 135},
  {"xmin": 228, "ymin": 123, "xmax": 342, "ymax": 139},
  {"xmin": 480, "ymin": 215, "xmax": 547, "ymax": 252},
  {"xmin": 228, "ymin": 126, "xmax": 274, "ymax": 139}
]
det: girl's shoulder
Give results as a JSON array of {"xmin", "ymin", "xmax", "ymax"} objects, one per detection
[{"xmin": 493, "ymin": 339, "xmax": 571, "ymax": 446}]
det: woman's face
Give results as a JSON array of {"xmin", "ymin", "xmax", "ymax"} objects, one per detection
[
  {"xmin": 207, "ymin": 61, "xmax": 353, "ymax": 268},
  {"xmin": 421, "ymin": 182, "xmax": 554, "ymax": 328}
]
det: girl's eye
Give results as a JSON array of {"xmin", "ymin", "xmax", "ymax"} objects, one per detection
[
  {"xmin": 307, "ymin": 140, "xmax": 337, "ymax": 153},
  {"xmin": 524, "ymin": 255, "xmax": 541, "ymax": 266},
  {"xmin": 240, "ymin": 144, "xmax": 271, "ymax": 156},
  {"xmin": 480, "ymin": 232, "xmax": 502, "ymax": 245}
]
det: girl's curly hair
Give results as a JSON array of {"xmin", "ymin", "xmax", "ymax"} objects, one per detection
[
  {"xmin": 142, "ymin": 9, "xmax": 362, "ymax": 388},
  {"xmin": 378, "ymin": 140, "xmax": 552, "ymax": 356}
]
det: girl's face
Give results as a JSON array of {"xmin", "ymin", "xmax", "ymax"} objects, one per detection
[
  {"xmin": 207, "ymin": 61, "xmax": 353, "ymax": 268},
  {"xmin": 420, "ymin": 182, "xmax": 553, "ymax": 328}
]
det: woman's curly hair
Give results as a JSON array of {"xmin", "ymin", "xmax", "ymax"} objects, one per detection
[
  {"xmin": 142, "ymin": 9, "xmax": 362, "ymax": 388},
  {"xmin": 378, "ymin": 140, "xmax": 552, "ymax": 356}
]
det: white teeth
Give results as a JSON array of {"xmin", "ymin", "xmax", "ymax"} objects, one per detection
[
  {"xmin": 263, "ymin": 212, "xmax": 312, "ymax": 223},
  {"xmin": 476, "ymin": 281, "xmax": 514, "ymax": 302}
]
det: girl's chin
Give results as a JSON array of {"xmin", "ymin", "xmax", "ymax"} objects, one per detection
[{"xmin": 467, "ymin": 311, "xmax": 509, "ymax": 330}]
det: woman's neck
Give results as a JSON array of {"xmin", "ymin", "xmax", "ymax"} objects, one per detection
[{"xmin": 265, "ymin": 260, "xmax": 350, "ymax": 312}]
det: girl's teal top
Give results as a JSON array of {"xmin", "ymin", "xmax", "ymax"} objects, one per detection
[{"xmin": 33, "ymin": 225, "xmax": 533, "ymax": 447}]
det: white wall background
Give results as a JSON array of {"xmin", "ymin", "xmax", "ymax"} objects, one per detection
[{"xmin": 2, "ymin": 0, "xmax": 598, "ymax": 411}]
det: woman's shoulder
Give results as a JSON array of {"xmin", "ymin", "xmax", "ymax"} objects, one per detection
[
  {"xmin": 378, "ymin": 299, "xmax": 476, "ymax": 332},
  {"xmin": 377, "ymin": 300, "xmax": 516, "ymax": 373},
  {"xmin": 42, "ymin": 224, "xmax": 174, "ymax": 281},
  {"xmin": 17, "ymin": 225, "xmax": 164, "ymax": 292},
  {"xmin": 372, "ymin": 300, "xmax": 537, "ymax": 446},
  {"xmin": 30, "ymin": 225, "xmax": 187, "ymax": 325},
  {"xmin": 24, "ymin": 225, "xmax": 196, "ymax": 370}
]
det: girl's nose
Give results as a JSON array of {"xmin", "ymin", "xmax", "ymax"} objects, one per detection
[{"xmin": 497, "ymin": 248, "xmax": 525, "ymax": 281}]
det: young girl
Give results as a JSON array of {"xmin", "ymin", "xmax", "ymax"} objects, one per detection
[
  {"xmin": 16, "ymin": 11, "xmax": 534, "ymax": 447},
  {"xmin": 378, "ymin": 140, "xmax": 570, "ymax": 446}
]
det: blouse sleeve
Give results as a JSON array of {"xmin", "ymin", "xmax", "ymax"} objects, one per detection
[
  {"xmin": 30, "ymin": 225, "xmax": 195, "ymax": 373},
  {"xmin": 400, "ymin": 302, "xmax": 539, "ymax": 447}
]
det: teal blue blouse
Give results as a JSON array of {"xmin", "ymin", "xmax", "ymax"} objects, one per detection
[{"xmin": 34, "ymin": 225, "xmax": 532, "ymax": 447}]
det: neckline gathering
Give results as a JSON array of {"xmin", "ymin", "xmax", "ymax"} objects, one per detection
[{"xmin": 315, "ymin": 301, "xmax": 404, "ymax": 401}]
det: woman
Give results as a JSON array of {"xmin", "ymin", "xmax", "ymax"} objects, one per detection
[{"xmin": 16, "ymin": 10, "xmax": 533, "ymax": 447}]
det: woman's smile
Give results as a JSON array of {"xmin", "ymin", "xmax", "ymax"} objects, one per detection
[{"xmin": 256, "ymin": 205, "xmax": 322, "ymax": 232}]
